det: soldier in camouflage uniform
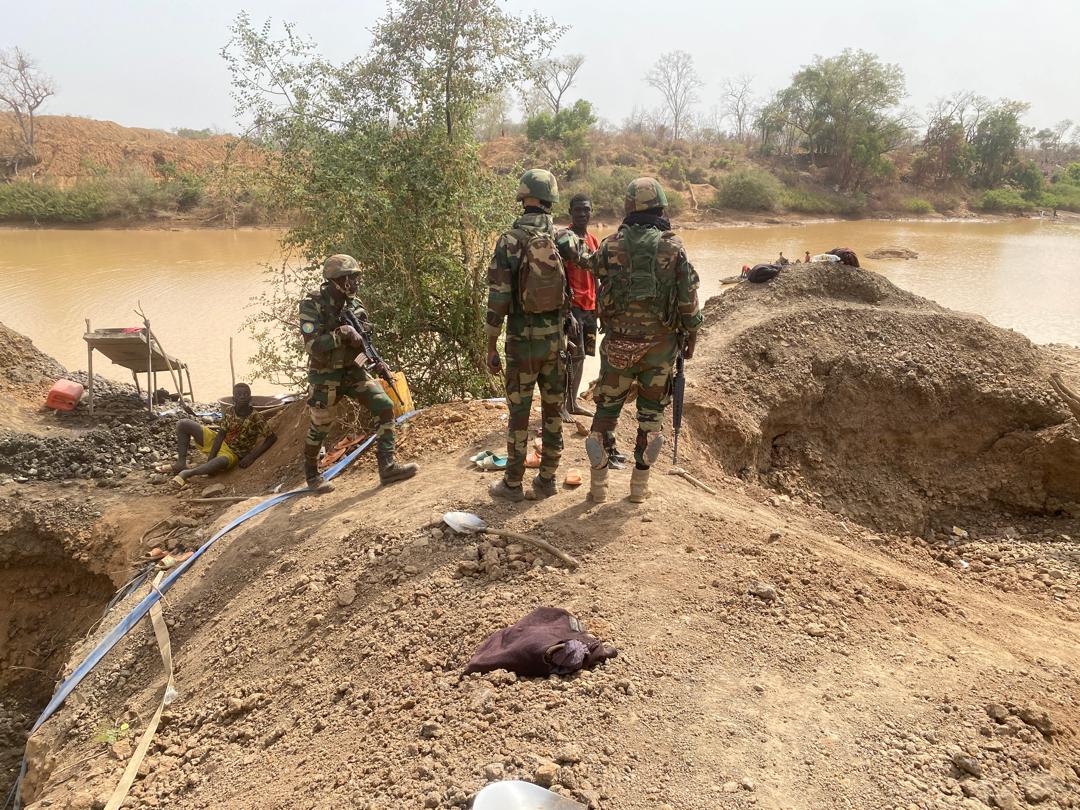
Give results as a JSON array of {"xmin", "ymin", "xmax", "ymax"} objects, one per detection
[
  {"xmin": 585, "ymin": 177, "xmax": 702, "ymax": 504},
  {"xmin": 299, "ymin": 254, "xmax": 418, "ymax": 492},
  {"xmin": 486, "ymin": 169, "xmax": 584, "ymax": 501}
]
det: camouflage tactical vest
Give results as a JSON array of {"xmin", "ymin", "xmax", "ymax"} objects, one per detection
[{"xmin": 599, "ymin": 225, "xmax": 680, "ymax": 333}]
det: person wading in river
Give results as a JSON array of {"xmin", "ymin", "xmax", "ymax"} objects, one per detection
[{"xmin": 162, "ymin": 382, "xmax": 277, "ymax": 488}]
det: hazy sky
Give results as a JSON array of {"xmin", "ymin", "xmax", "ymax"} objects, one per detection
[{"xmin": 6, "ymin": 0, "xmax": 1078, "ymax": 133}]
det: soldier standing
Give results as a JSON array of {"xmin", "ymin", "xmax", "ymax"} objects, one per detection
[
  {"xmin": 299, "ymin": 254, "xmax": 418, "ymax": 492},
  {"xmin": 485, "ymin": 169, "xmax": 575, "ymax": 501},
  {"xmin": 585, "ymin": 177, "xmax": 703, "ymax": 503}
]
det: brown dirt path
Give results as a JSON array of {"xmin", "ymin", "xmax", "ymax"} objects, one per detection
[{"xmin": 18, "ymin": 405, "xmax": 1080, "ymax": 809}]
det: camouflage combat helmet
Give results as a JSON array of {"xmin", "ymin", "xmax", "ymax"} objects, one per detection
[
  {"xmin": 323, "ymin": 254, "xmax": 360, "ymax": 280},
  {"xmin": 624, "ymin": 176, "xmax": 669, "ymax": 214},
  {"xmin": 516, "ymin": 169, "xmax": 559, "ymax": 206}
]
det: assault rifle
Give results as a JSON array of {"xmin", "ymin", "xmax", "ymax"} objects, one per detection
[
  {"xmin": 340, "ymin": 308, "xmax": 404, "ymax": 406},
  {"xmin": 671, "ymin": 334, "xmax": 687, "ymax": 465}
]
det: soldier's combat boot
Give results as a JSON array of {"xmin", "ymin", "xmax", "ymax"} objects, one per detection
[
  {"xmin": 589, "ymin": 465, "xmax": 609, "ymax": 503},
  {"xmin": 377, "ymin": 449, "xmax": 418, "ymax": 485},
  {"xmin": 629, "ymin": 466, "xmax": 651, "ymax": 503},
  {"xmin": 532, "ymin": 474, "xmax": 557, "ymax": 499},
  {"xmin": 304, "ymin": 446, "xmax": 333, "ymax": 493},
  {"xmin": 490, "ymin": 478, "xmax": 525, "ymax": 502}
]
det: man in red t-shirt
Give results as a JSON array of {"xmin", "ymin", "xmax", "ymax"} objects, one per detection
[{"xmin": 564, "ymin": 193, "xmax": 600, "ymax": 418}]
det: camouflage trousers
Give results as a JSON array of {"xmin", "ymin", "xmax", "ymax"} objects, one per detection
[
  {"xmin": 306, "ymin": 367, "xmax": 395, "ymax": 455},
  {"xmin": 589, "ymin": 333, "xmax": 677, "ymax": 467},
  {"xmin": 503, "ymin": 331, "xmax": 565, "ymax": 484}
]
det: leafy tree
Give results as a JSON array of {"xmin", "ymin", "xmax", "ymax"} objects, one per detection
[
  {"xmin": 223, "ymin": 5, "xmax": 553, "ymax": 402},
  {"xmin": 761, "ymin": 49, "xmax": 906, "ymax": 190},
  {"xmin": 645, "ymin": 50, "xmax": 703, "ymax": 142},
  {"xmin": 1007, "ymin": 159, "xmax": 1044, "ymax": 201},
  {"xmin": 366, "ymin": 0, "xmax": 563, "ymax": 142},
  {"xmin": 970, "ymin": 101, "xmax": 1029, "ymax": 188}
]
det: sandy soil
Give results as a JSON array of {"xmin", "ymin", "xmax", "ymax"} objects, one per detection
[{"xmin": 3, "ymin": 268, "xmax": 1080, "ymax": 809}]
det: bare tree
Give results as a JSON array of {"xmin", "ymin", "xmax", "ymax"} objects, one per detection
[
  {"xmin": 533, "ymin": 54, "xmax": 584, "ymax": 114},
  {"xmin": 0, "ymin": 47, "xmax": 56, "ymax": 168},
  {"xmin": 644, "ymin": 50, "xmax": 702, "ymax": 142},
  {"xmin": 721, "ymin": 74, "xmax": 755, "ymax": 142}
]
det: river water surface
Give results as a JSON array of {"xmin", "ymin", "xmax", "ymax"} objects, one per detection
[{"xmin": 1, "ymin": 219, "xmax": 1077, "ymax": 397}]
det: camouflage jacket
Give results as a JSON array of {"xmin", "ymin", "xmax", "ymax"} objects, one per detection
[
  {"xmin": 298, "ymin": 283, "xmax": 368, "ymax": 374},
  {"xmin": 594, "ymin": 224, "xmax": 703, "ymax": 339},
  {"xmin": 214, "ymin": 406, "xmax": 272, "ymax": 457},
  {"xmin": 485, "ymin": 213, "xmax": 586, "ymax": 340}
]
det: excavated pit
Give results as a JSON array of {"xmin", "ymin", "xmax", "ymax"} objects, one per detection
[
  {"xmin": 0, "ymin": 508, "xmax": 117, "ymax": 799},
  {"xmin": 688, "ymin": 264, "xmax": 1080, "ymax": 533}
]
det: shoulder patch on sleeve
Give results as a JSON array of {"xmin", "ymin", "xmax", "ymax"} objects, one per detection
[{"xmin": 301, "ymin": 321, "xmax": 316, "ymax": 335}]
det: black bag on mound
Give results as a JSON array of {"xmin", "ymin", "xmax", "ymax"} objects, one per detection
[{"xmin": 746, "ymin": 263, "xmax": 782, "ymax": 283}]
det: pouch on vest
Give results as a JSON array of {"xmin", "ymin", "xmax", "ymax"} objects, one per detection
[
  {"xmin": 512, "ymin": 228, "xmax": 566, "ymax": 314},
  {"xmin": 623, "ymin": 226, "xmax": 662, "ymax": 302}
]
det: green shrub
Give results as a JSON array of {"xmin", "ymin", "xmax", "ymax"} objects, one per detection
[
  {"xmin": 976, "ymin": 188, "xmax": 1034, "ymax": 212},
  {"xmin": 903, "ymin": 197, "xmax": 935, "ymax": 214},
  {"xmin": 712, "ymin": 168, "xmax": 780, "ymax": 211},
  {"xmin": 1041, "ymin": 182, "xmax": 1080, "ymax": 213},
  {"xmin": 659, "ymin": 156, "xmax": 686, "ymax": 181},
  {"xmin": 709, "ymin": 155, "xmax": 733, "ymax": 171},
  {"xmin": 777, "ymin": 187, "xmax": 867, "ymax": 215}
]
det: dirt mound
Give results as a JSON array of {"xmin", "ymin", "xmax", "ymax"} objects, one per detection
[
  {"xmin": 866, "ymin": 246, "xmax": 919, "ymax": 259},
  {"xmin": 688, "ymin": 263, "xmax": 1080, "ymax": 532},
  {"xmin": 0, "ymin": 322, "xmax": 65, "ymax": 391}
]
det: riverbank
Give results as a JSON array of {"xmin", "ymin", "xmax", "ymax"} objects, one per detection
[
  {"xmin": 4, "ymin": 265, "xmax": 1080, "ymax": 807},
  {"xmin": 3, "ymin": 208, "xmax": 1071, "ymax": 232}
]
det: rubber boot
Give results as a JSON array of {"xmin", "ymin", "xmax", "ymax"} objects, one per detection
[
  {"xmin": 629, "ymin": 466, "xmax": 651, "ymax": 503},
  {"xmin": 377, "ymin": 449, "xmax": 418, "ymax": 485},
  {"xmin": 589, "ymin": 465, "xmax": 609, "ymax": 503},
  {"xmin": 304, "ymin": 446, "xmax": 333, "ymax": 493}
]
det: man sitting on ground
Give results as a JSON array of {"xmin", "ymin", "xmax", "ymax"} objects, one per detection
[{"xmin": 162, "ymin": 383, "xmax": 277, "ymax": 488}]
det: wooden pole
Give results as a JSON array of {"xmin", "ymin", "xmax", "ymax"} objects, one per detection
[
  {"xmin": 145, "ymin": 319, "xmax": 153, "ymax": 416},
  {"xmin": 84, "ymin": 319, "xmax": 94, "ymax": 417},
  {"xmin": 229, "ymin": 337, "xmax": 236, "ymax": 390}
]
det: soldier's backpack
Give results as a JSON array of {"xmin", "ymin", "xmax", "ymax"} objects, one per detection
[{"xmin": 511, "ymin": 227, "xmax": 566, "ymax": 314}]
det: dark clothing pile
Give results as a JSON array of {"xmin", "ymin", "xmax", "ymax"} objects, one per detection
[
  {"xmin": 746, "ymin": 263, "xmax": 782, "ymax": 283},
  {"xmin": 464, "ymin": 607, "xmax": 618, "ymax": 677},
  {"xmin": 827, "ymin": 247, "xmax": 860, "ymax": 267}
]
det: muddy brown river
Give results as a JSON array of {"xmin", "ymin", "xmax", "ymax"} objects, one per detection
[{"xmin": 1, "ymin": 219, "xmax": 1077, "ymax": 397}]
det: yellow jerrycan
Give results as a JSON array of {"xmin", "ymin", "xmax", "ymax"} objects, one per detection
[{"xmin": 379, "ymin": 371, "xmax": 414, "ymax": 417}]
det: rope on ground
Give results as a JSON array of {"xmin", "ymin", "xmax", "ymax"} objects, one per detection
[
  {"xmin": 103, "ymin": 572, "xmax": 175, "ymax": 810},
  {"xmin": 5, "ymin": 410, "xmax": 420, "ymax": 810}
]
